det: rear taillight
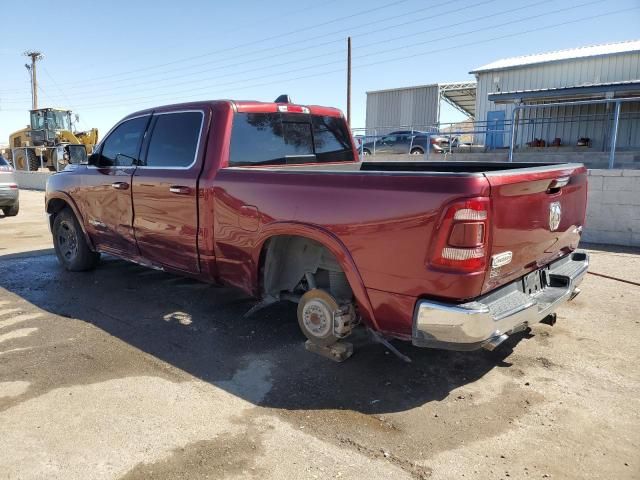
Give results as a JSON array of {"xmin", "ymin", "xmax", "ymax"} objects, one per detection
[
  {"xmin": 9, "ymin": 184, "xmax": 18, "ymax": 189},
  {"xmin": 431, "ymin": 197, "xmax": 490, "ymax": 273}
]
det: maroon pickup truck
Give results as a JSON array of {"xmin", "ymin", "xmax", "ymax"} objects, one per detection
[{"xmin": 45, "ymin": 99, "xmax": 589, "ymax": 361}]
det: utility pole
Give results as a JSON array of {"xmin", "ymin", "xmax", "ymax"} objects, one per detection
[
  {"xmin": 346, "ymin": 37, "xmax": 352, "ymax": 127},
  {"xmin": 24, "ymin": 50, "xmax": 43, "ymax": 110}
]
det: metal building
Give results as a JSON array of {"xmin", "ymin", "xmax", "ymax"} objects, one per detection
[
  {"xmin": 471, "ymin": 40, "xmax": 640, "ymax": 150},
  {"xmin": 365, "ymin": 82, "xmax": 476, "ymax": 133}
]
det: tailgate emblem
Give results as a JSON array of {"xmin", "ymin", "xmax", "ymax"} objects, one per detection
[
  {"xmin": 549, "ymin": 202, "xmax": 562, "ymax": 231},
  {"xmin": 491, "ymin": 251, "xmax": 513, "ymax": 268}
]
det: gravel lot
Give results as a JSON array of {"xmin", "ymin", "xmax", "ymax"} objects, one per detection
[{"xmin": 0, "ymin": 190, "xmax": 638, "ymax": 479}]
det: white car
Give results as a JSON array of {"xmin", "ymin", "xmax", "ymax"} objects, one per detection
[{"xmin": 0, "ymin": 155, "xmax": 19, "ymax": 216}]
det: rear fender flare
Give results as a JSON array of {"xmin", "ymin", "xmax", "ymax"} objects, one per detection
[
  {"xmin": 46, "ymin": 192, "xmax": 96, "ymax": 251},
  {"xmin": 253, "ymin": 222, "xmax": 379, "ymax": 330}
]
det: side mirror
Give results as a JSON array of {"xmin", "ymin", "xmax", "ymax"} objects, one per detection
[
  {"xmin": 66, "ymin": 145, "xmax": 88, "ymax": 165},
  {"xmin": 88, "ymin": 152, "xmax": 100, "ymax": 166}
]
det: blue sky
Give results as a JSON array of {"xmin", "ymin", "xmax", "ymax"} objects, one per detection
[{"xmin": 1, "ymin": 0, "xmax": 638, "ymax": 142}]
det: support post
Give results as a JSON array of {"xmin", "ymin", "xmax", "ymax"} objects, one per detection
[
  {"xmin": 426, "ymin": 134, "xmax": 430, "ymax": 161},
  {"xmin": 608, "ymin": 101, "xmax": 621, "ymax": 169},
  {"xmin": 373, "ymin": 129, "xmax": 377, "ymax": 156},
  {"xmin": 346, "ymin": 37, "xmax": 351, "ymax": 127},
  {"xmin": 24, "ymin": 51, "xmax": 43, "ymax": 110},
  {"xmin": 509, "ymin": 107, "xmax": 519, "ymax": 162}
]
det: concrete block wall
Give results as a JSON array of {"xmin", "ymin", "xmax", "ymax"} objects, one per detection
[
  {"xmin": 12, "ymin": 166, "xmax": 639, "ymax": 247},
  {"xmin": 583, "ymin": 169, "xmax": 640, "ymax": 247},
  {"xmin": 364, "ymin": 151, "xmax": 640, "ymax": 170},
  {"xmin": 14, "ymin": 171, "xmax": 51, "ymax": 191}
]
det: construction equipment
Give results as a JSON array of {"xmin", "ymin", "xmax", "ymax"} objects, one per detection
[
  {"xmin": 8, "ymin": 108, "xmax": 98, "ymax": 171},
  {"xmin": 7, "ymin": 51, "xmax": 98, "ymax": 171}
]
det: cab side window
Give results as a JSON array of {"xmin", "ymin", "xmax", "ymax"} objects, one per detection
[{"xmin": 99, "ymin": 116, "xmax": 149, "ymax": 167}]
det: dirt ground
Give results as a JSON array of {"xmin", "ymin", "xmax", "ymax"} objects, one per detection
[{"xmin": 0, "ymin": 190, "xmax": 638, "ymax": 480}]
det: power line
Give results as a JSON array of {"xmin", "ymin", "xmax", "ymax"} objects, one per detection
[
  {"xmin": 2, "ymin": 0, "xmax": 557, "ymax": 104},
  {"xmin": 61, "ymin": 0, "xmax": 341, "ymax": 75},
  {"xmin": 27, "ymin": 0, "xmax": 598, "ymax": 105},
  {"xmin": 68, "ymin": 4, "xmax": 637, "ymax": 111},
  {"xmin": 42, "ymin": 67, "xmax": 90, "ymax": 129},
  {"xmin": 0, "ymin": 0, "xmax": 446, "ymax": 97},
  {"xmin": 0, "ymin": 0, "xmax": 411, "ymax": 94}
]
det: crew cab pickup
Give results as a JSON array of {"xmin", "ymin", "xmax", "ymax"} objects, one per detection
[{"xmin": 45, "ymin": 99, "xmax": 589, "ymax": 360}]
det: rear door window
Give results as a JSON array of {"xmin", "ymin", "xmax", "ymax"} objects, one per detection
[
  {"xmin": 229, "ymin": 112, "xmax": 354, "ymax": 166},
  {"xmin": 145, "ymin": 111, "xmax": 203, "ymax": 168}
]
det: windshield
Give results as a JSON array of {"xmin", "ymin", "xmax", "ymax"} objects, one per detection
[{"xmin": 30, "ymin": 110, "xmax": 71, "ymax": 131}]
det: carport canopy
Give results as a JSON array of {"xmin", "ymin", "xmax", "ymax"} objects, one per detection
[{"xmin": 439, "ymin": 81, "xmax": 477, "ymax": 118}]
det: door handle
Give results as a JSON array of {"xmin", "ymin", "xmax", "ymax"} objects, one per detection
[
  {"xmin": 111, "ymin": 182, "xmax": 129, "ymax": 190},
  {"xmin": 169, "ymin": 185, "xmax": 191, "ymax": 195}
]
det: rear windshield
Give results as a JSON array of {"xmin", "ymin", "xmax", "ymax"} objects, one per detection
[{"xmin": 229, "ymin": 112, "xmax": 355, "ymax": 166}]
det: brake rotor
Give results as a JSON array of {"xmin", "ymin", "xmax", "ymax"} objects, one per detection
[{"xmin": 297, "ymin": 289, "xmax": 340, "ymax": 346}]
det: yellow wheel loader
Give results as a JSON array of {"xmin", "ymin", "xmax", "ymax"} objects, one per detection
[{"xmin": 8, "ymin": 108, "xmax": 98, "ymax": 171}]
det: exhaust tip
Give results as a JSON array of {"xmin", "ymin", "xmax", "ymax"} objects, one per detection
[
  {"xmin": 483, "ymin": 333, "xmax": 509, "ymax": 351},
  {"xmin": 569, "ymin": 287, "xmax": 581, "ymax": 301}
]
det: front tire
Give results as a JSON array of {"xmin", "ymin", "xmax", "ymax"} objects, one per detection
[{"xmin": 52, "ymin": 208, "xmax": 100, "ymax": 271}]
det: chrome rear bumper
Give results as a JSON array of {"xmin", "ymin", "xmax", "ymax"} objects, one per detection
[{"xmin": 412, "ymin": 250, "xmax": 589, "ymax": 351}]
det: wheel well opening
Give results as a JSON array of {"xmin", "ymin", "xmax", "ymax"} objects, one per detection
[
  {"xmin": 46, "ymin": 198, "xmax": 68, "ymax": 215},
  {"xmin": 260, "ymin": 235, "xmax": 353, "ymax": 302}
]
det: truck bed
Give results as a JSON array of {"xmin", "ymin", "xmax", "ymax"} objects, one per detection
[{"xmin": 217, "ymin": 160, "xmax": 587, "ymax": 309}]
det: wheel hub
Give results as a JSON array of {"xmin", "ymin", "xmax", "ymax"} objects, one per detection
[{"xmin": 58, "ymin": 221, "xmax": 78, "ymax": 260}]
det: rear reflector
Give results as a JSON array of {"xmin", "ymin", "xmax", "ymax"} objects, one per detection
[{"xmin": 277, "ymin": 104, "xmax": 310, "ymax": 114}]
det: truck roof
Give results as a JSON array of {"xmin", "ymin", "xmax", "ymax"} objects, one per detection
[{"xmin": 125, "ymin": 100, "xmax": 344, "ymax": 119}]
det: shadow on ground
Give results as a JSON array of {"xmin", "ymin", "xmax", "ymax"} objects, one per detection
[{"xmin": 0, "ymin": 253, "xmax": 530, "ymax": 415}]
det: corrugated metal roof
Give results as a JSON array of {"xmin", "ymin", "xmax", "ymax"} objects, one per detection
[{"xmin": 470, "ymin": 40, "xmax": 640, "ymax": 74}]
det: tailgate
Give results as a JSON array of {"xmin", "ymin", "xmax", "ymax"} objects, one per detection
[{"xmin": 482, "ymin": 164, "xmax": 588, "ymax": 294}]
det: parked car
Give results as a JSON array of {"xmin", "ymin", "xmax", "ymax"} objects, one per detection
[
  {"xmin": 430, "ymin": 135, "xmax": 469, "ymax": 153},
  {"xmin": 361, "ymin": 131, "xmax": 431, "ymax": 155},
  {"xmin": 0, "ymin": 154, "xmax": 19, "ymax": 216},
  {"xmin": 45, "ymin": 98, "xmax": 589, "ymax": 361},
  {"xmin": 353, "ymin": 134, "xmax": 363, "ymax": 151}
]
